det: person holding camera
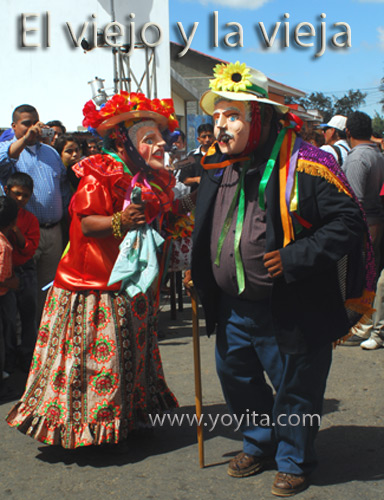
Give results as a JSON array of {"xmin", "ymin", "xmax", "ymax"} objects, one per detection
[{"xmin": 0, "ymin": 105, "xmax": 71, "ymax": 315}]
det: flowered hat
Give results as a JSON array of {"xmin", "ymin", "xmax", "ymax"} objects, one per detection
[
  {"xmin": 82, "ymin": 91, "xmax": 179, "ymax": 137},
  {"xmin": 200, "ymin": 61, "xmax": 289, "ymax": 115}
]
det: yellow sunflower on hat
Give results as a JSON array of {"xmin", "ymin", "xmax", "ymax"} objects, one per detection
[{"xmin": 210, "ymin": 61, "xmax": 252, "ymax": 92}]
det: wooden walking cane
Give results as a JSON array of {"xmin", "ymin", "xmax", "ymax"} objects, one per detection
[{"xmin": 189, "ymin": 281, "xmax": 204, "ymax": 468}]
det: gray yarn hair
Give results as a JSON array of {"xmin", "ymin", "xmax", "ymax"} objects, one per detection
[{"xmin": 127, "ymin": 119, "xmax": 158, "ymax": 148}]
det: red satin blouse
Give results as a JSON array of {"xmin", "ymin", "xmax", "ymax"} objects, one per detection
[{"xmin": 54, "ymin": 154, "xmax": 176, "ymax": 291}]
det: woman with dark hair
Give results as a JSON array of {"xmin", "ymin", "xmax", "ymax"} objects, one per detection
[
  {"xmin": 54, "ymin": 134, "xmax": 81, "ymax": 191},
  {"xmin": 7, "ymin": 92, "xmax": 195, "ymax": 448}
]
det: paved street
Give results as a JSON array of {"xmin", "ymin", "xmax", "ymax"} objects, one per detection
[{"xmin": 0, "ymin": 295, "xmax": 383, "ymax": 500}]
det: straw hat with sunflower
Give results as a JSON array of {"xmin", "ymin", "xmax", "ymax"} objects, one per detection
[{"xmin": 200, "ymin": 61, "xmax": 288, "ymax": 115}]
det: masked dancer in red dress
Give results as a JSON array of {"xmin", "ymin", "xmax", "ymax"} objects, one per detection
[{"xmin": 7, "ymin": 92, "xmax": 195, "ymax": 448}]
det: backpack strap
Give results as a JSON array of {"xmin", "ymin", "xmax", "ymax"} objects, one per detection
[
  {"xmin": 330, "ymin": 144, "xmax": 343, "ymax": 166},
  {"xmin": 338, "ymin": 143, "xmax": 349, "ymax": 152}
]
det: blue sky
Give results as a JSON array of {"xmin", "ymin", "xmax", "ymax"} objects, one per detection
[{"xmin": 169, "ymin": 0, "xmax": 384, "ymax": 116}]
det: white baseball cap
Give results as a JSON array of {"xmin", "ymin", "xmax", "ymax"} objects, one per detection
[{"xmin": 320, "ymin": 115, "xmax": 347, "ymax": 132}]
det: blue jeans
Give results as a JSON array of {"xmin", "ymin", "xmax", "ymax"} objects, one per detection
[
  {"xmin": 216, "ymin": 292, "xmax": 332, "ymax": 475},
  {"xmin": 274, "ymin": 343, "xmax": 332, "ymax": 475}
]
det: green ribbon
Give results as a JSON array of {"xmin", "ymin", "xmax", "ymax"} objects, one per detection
[
  {"xmin": 258, "ymin": 125, "xmax": 294, "ymax": 211},
  {"xmin": 292, "ymin": 172, "xmax": 303, "ymax": 235},
  {"xmin": 247, "ymin": 83, "xmax": 269, "ymax": 98},
  {"xmin": 102, "ymin": 148, "xmax": 132, "ymax": 175},
  {"xmin": 214, "ymin": 122, "xmax": 296, "ymax": 295},
  {"xmin": 214, "ymin": 160, "xmax": 251, "ymax": 295}
]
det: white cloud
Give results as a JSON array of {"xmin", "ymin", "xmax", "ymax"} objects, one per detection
[
  {"xmin": 378, "ymin": 27, "xmax": 384, "ymax": 50},
  {"xmin": 196, "ymin": 0, "xmax": 272, "ymax": 9}
]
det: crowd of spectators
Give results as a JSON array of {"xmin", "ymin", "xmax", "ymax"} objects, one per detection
[
  {"xmin": 0, "ymin": 106, "xmax": 103, "ymax": 396},
  {"xmin": 0, "ymin": 101, "xmax": 383, "ymax": 403}
]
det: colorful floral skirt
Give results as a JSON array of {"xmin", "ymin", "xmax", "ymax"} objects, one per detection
[{"xmin": 6, "ymin": 286, "xmax": 178, "ymax": 448}]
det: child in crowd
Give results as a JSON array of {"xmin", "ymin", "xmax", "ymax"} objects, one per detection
[
  {"xmin": 54, "ymin": 134, "xmax": 81, "ymax": 192},
  {"xmin": 4, "ymin": 173, "xmax": 40, "ymax": 372},
  {"xmin": 0, "ymin": 196, "xmax": 19, "ymax": 387}
]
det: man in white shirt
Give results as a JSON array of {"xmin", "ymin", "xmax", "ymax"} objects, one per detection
[{"xmin": 319, "ymin": 115, "xmax": 350, "ymax": 166}]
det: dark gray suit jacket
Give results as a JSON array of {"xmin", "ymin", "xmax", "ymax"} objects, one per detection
[{"xmin": 191, "ymin": 143, "xmax": 366, "ymax": 353}]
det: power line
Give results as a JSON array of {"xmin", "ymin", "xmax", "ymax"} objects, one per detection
[
  {"xmin": 299, "ymin": 85, "xmax": 383, "ymax": 95},
  {"xmin": 323, "ymin": 86, "xmax": 382, "ymax": 94}
]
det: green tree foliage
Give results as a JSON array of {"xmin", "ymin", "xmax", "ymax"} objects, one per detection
[
  {"xmin": 287, "ymin": 90, "xmax": 367, "ymax": 123},
  {"xmin": 297, "ymin": 92, "xmax": 333, "ymax": 122},
  {"xmin": 333, "ymin": 90, "xmax": 367, "ymax": 117},
  {"xmin": 372, "ymin": 112, "xmax": 384, "ymax": 137}
]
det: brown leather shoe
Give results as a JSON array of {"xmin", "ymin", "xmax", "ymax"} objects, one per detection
[
  {"xmin": 227, "ymin": 451, "xmax": 275, "ymax": 478},
  {"xmin": 271, "ymin": 472, "xmax": 308, "ymax": 496}
]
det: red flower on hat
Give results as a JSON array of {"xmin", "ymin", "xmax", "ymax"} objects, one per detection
[
  {"xmin": 129, "ymin": 92, "xmax": 148, "ymax": 109},
  {"xmin": 82, "ymin": 91, "xmax": 179, "ymax": 132},
  {"xmin": 82, "ymin": 100, "xmax": 105, "ymax": 129},
  {"xmin": 167, "ymin": 115, "xmax": 178, "ymax": 132}
]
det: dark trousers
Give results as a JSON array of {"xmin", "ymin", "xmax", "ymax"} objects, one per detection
[
  {"xmin": 12, "ymin": 260, "xmax": 38, "ymax": 365},
  {"xmin": 4, "ymin": 260, "xmax": 38, "ymax": 372},
  {"xmin": 0, "ymin": 294, "xmax": 6, "ymax": 379},
  {"xmin": 0, "ymin": 292, "xmax": 17, "ymax": 374},
  {"xmin": 216, "ymin": 292, "xmax": 332, "ymax": 475}
]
